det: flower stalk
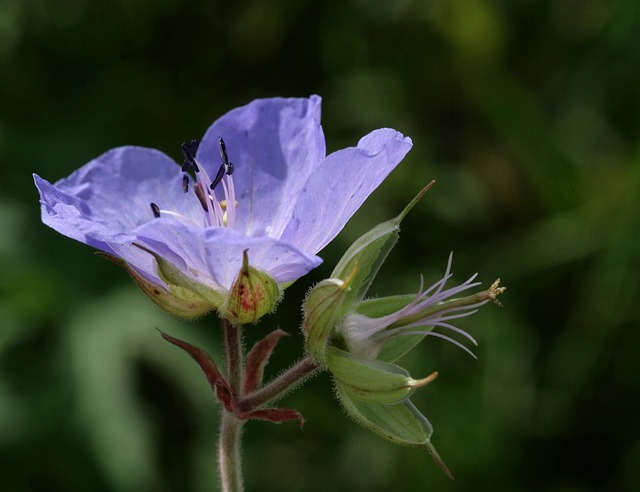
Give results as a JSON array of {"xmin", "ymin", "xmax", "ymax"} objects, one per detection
[
  {"xmin": 218, "ymin": 410, "xmax": 243, "ymax": 492},
  {"xmin": 219, "ymin": 319, "xmax": 245, "ymax": 492}
]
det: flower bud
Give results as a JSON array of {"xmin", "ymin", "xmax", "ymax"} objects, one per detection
[
  {"xmin": 302, "ymin": 276, "xmax": 351, "ymax": 365},
  {"xmin": 221, "ymin": 250, "xmax": 281, "ymax": 324},
  {"xmin": 327, "ymin": 347, "xmax": 437, "ymax": 405}
]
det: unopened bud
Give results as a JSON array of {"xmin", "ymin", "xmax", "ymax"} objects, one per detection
[
  {"xmin": 302, "ymin": 266, "xmax": 356, "ymax": 364},
  {"xmin": 302, "ymin": 284, "xmax": 345, "ymax": 364}
]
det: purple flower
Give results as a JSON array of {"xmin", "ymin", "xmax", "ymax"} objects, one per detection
[
  {"xmin": 338, "ymin": 254, "xmax": 505, "ymax": 359},
  {"xmin": 34, "ymin": 96, "xmax": 412, "ymax": 311}
]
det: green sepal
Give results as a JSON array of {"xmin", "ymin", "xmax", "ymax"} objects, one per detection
[
  {"xmin": 133, "ymin": 243, "xmax": 227, "ymax": 309},
  {"xmin": 327, "ymin": 347, "xmax": 436, "ymax": 405},
  {"xmin": 302, "ymin": 272, "xmax": 353, "ymax": 364},
  {"xmin": 221, "ymin": 250, "xmax": 281, "ymax": 324},
  {"xmin": 97, "ymin": 252, "xmax": 215, "ymax": 319},
  {"xmin": 334, "ymin": 383, "xmax": 453, "ymax": 479},
  {"xmin": 330, "ymin": 182, "xmax": 434, "ymax": 315}
]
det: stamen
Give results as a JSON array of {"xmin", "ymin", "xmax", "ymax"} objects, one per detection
[
  {"xmin": 218, "ymin": 137, "xmax": 234, "ymax": 175},
  {"xmin": 181, "ymin": 139, "xmax": 200, "ymax": 172},
  {"xmin": 220, "ymin": 178, "xmax": 236, "ymax": 227},
  {"xmin": 194, "ymin": 182, "xmax": 209, "ymax": 212},
  {"xmin": 210, "ymin": 163, "xmax": 226, "ymax": 190},
  {"xmin": 157, "ymin": 209, "xmax": 201, "ymax": 228},
  {"xmin": 188, "ymin": 154, "xmax": 222, "ymax": 226},
  {"xmin": 174, "ymin": 137, "xmax": 238, "ymax": 229},
  {"xmin": 150, "ymin": 202, "xmax": 161, "ymax": 218}
]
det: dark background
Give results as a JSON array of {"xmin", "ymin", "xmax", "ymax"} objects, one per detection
[{"xmin": 1, "ymin": 0, "xmax": 639, "ymax": 491}]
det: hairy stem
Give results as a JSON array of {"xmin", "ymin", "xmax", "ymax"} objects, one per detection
[
  {"xmin": 218, "ymin": 319, "xmax": 245, "ymax": 492},
  {"xmin": 223, "ymin": 319, "xmax": 244, "ymax": 390},
  {"xmin": 237, "ymin": 356, "xmax": 320, "ymax": 412},
  {"xmin": 218, "ymin": 410, "xmax": 243, "ymax": 492}
]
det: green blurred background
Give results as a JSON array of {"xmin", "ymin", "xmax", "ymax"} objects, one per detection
[{"xmin": 1, "ymin": 0, "xmax": 639, "ymax": 490}]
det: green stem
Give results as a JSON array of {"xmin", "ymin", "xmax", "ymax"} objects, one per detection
[{"xmin": 218, "ymin": 319, "xmax": 245, "ymax": 492}]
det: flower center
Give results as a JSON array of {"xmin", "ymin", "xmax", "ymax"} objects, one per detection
[{"xmin": 150, "ymin": 138, "xmax": 237, "ymax": 229}]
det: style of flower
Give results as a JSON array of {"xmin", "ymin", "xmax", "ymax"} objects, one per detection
[
  {"xmin": 338, "ymin": 254, "xmax": 505, "ymax": 359},
  {"xmin": 34, "ymin": 96, "xmax": 412, "ymax": 316}
]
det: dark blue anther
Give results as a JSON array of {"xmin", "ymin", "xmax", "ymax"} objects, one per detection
[
  {"xmin": 182, "ymin": 174, "xmax": 189, "ymax": 193},
  {"xmin": 218, "ymin": 137, "xmax": 234, "ymax": 175},
  {"xmin": 181, "ymin": 139, "xmax": 200, "ymax": 173},
  {"xmin": 150, "ymin": 202, "xmax": 161, "ymax": 218},
  {"xmin": 210, "ymin": 164, "xmax": 225, "ymax": 190}
]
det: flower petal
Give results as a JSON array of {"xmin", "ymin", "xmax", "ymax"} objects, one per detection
[
  {"xmin": 280, "ymin": 128, "xmax": 412, "ymax": 254},
  {"xmin": 35, "ymin": 173, "xmax": 164, "ymax": 286},
  {"xmin": 34, "ymin": 146, "xmax": 198, "ymax": 243},
  {"xmin": 133, "ymin": 219, "xmax": 323, "ymax": 290},
  {"xmin": 197, "ymin": 96, "xmax": 326, "ymax": 238}
]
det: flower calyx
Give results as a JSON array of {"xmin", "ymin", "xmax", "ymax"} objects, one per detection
[
  {"xmin": 97, "ymin": 252, "xmax": 215, "ymax": 319},
  {"xmin": 302, "ymin": 265, "xmax": 357, "ymax": 365},
  {"xmin": 221, "ymin": 249, "xmax": 281, "ymax": 324},
  {"xmin": 132, "ymin": 243, "xmax": 227, "ymax": 314}
]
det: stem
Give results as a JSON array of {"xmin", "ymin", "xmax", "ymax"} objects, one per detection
[
  {"xmin": 223, "ymin": 319, "xmax": 243, "ymax": 390},
  {"xmin": 218, "ymin": 319, "xmax": 244, "ymax": 492},
  {"xmin": 216, "ymin": 322, "xmax": 321, "ymax": 490},
  {"xmin": 237, "ymin": 356, "xmax": 320, "ymax": 412},
  {"xmin": 218, "ymin": 411, "xmax": 242, "ymax": 492}
]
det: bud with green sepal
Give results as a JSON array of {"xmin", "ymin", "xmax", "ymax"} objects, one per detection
[
  {"xmin": 302, "ymin": 266, "xmax": 357, "ymax": 365},
  {"xmin": 327, "ymin": 346, "xmax": 437, "ymax": 405},
  {"xmin": 133, "ymin": 244, "xmax": 280, "ymax": 323},
  {"xmin": 317, "ymin": 183, "xmax": 505, "ymax": 478}
]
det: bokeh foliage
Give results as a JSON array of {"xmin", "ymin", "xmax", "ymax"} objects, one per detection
[{"xmin": 1, "ymin": 0, "xmax": 639, "ymax": 490}]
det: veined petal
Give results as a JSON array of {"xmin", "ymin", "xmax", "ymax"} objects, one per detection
[
  {"xmin": 35, "ymin": 97, "xmax": 412, "ymax": 308},
  {"xmin": 280, "ymin": 128, "xmax": 412, "ymax": 254},
  {"xmin": 34, "ymin": 146, "xmax": 198, "ymax": 239},
  {"xmin": 35, "ymin": 172, "xmax": 133, "ymax": 249},
  {"xmin": 35, "ymin": 173, "xmax": 168, "ymax": 286},
  {"xmin": 133, "ymin": 219, "xmax": 322, "ymax": 291},
  {"xmin": 197, "ymin": 96, "xmax": 326, "ymax": 238}
]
